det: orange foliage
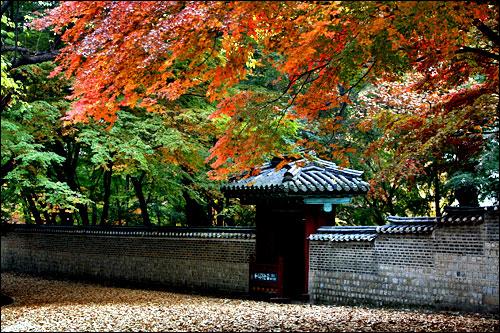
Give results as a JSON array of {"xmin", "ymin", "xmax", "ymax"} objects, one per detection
[{"xmin": 33, "ymin": 1, "xmax": 499, "ymax": 177}]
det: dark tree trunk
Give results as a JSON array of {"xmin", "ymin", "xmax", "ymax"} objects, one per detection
[
  {"xmin": 433, "ymin": 165, "xmax": 442, "ymax": 217},
  {"xmin": 52, "ymin": 139, "xmax": 89, "ymax": 225},
  {"xmin": 76, "ymin": 204, "xmax": 89, "ymax": 225},
  {"xmin": 183, "ymin": 191, "xmax": 209, "ymax": 226},
  {"xmin": 100, "ymin": 162, "xmax": 113, "ymax": 225},
  {"xmin": 155, "ymin": 200, "xmax": 162, "ymax": 226},
  {"xmin": 65, "ymin": 142, "xmax": 89, "ymax": 225},
  {"xmin": 455, "ymin": 185, "xmax": 480, "ymax": 207},
  {"xmin": 131, "ymin": 174, "xmax": 151, "ymax": 227},
  {"xmin": 50, "ymin": 212, "xmax": 57, "ymax": 225},
  {"xmin": 116, "ymin": 199, "xmax": 123, "ymax": 226},
  {"xmin": 91, "ymin": 202, "xmax": 98, "ymax": 226},
  {"xmin": 59, "ymin": 211, "xmax": 73, "ymax": 225},
  {"xmin": 23, "ymin": 192, "xmax": 42, "ymax": 225},
  {"xmin": 89, "ymin": 170, "xmax": 102, "ymax": 226},
  {"xmin": 42, "ymin": 210, "xmax": 52, "ymax": 225},
  {"xmin": 11, "ymin": 50, "xmax": 59, "ymax": 68},
  {"xmin": 1, "ymin": 158, "xmax": 16, "ymax": 185},
  {"xmin": 13, "ymin": 1, "xmax": 18, "ymax": 64},
  {"xmin": 0, "ymin": 0, "xmax": 11, "ymax": 16}
]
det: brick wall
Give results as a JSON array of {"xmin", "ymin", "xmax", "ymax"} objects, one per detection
[
  {"xmin": 309, "ymin": 209, "xmax": 499, "ymax": 313},
  {"xmin": 1, "ymin": 228, "xmax": 256, "ymax": 294}
]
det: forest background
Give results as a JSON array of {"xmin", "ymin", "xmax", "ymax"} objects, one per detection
[{"xmin": 1, "ymin": 1, "xmax": 498, "ymax": 228}]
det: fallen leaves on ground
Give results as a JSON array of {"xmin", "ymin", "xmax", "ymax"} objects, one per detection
[{"xmin": 1, "ymin": 272, "xmax": 498, "ymax": 332}]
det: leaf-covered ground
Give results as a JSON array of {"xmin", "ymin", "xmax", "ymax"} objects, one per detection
[{"xmin": 1, "ymin": 272, "xmax": 498, "ymax": 332}]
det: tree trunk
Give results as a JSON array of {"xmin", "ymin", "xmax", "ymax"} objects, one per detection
[
  {"xmin": 59, "ymin": 211, "xmax": 73, "ymax": 225},
  {"xmin": 131, "ymin": 174, "xmax": 151, "ymax": 227},
  {"xmin": 23, "ymin": 192, "xmax": 42, "ymax": 225},
  {"xmin": 0, "ymin": 0, "xmax": 11, "ymax": 16},
  {"xmin": 50, "ymin": 212, "xmax": 57, "ymax": 225},
  {"xmin": 51, "ymin": 139, "xmax": 89, "ymax": 225},
  {"xmin": 42, "ymin": 210, "xmax": 52, "ymax": 225},
  {"xmin": 455, "ymin": 185, "xmax": 480, "ymax": 207},
  {"xmin": 116, "ymin": 199, "xmax": 122, "ymax": 226},
  {"xmin": 100, "ymin": 162, "xmax": 113, "ymax": 225},
  {"xmin": 155, "ymin": 200, "xmax": 162, "ymax": 226},
  {"xmin": 1, "ymin": 158, "xmax": 15, "ymax": 186},
  {"xmin": 433, "ymin": 165, "xmax": 442, "ymax": 217},
  {"xmin": 89, "ymin": 170, "xmax": 102, "ymax": 226},
  {"xmin": 91, "ymin": 202, "xmax": 98, "ymax": 226},
  {"xmin": 65, "ymin": 142, "xmax": 90, "ymax": 225},
  {"xmin": 183, "ymin": 191, "xmax": 209, "ymax": 226}
]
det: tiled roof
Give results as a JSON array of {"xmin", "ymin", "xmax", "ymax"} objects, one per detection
[
  {"xmin": 221, "ymin": 157, "xmax": 370, "ymax": 197},
  {"xmin": 377, "ymin": 216, "xmax": 436, "ymax": 234},
  {"xmin": 439, "ymin": 206, "xmax": 498, "ymax": 225},
  {"xmin": 376, "ymin": 224, "xmax": 435, "ymax": 234},
  {"xmin": 309, "ymin": 233, "xmax": 377, "ymax": 242},
  {"xmin": 386, "ymin": 216, "xmax": 437, "ymax": 224},
  {"xmin": 7, "ymin": 225, "xmax": 256, "ymax": 239},
  {"xmin": 308, "ymin": 226, "xmax": 378, "ymax": 242},
  {"xmin": 439, "ymin": 215, "xmax": 484, "ymax": 224},
  {"xmin": 309, "ymin": 206, "xmax": 498, "ymax": 242}
]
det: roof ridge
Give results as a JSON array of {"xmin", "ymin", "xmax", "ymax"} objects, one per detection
[{"xmin": 221, "ymin": 156, "xmax": 369, "ymax": 198}]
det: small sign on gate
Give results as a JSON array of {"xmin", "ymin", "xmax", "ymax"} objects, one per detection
[
  {"xmin": 249, "ymin": 257, "xmax": 284, "ymax": 297},
  {"xmin": 251, "ymin": 272, "xmax": 278, "ymax": 282}
]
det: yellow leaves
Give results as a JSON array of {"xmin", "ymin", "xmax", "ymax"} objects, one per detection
[
  {"xmin": 357, "ymin": 119, "xmax": 373, "ymax": 133},
  {"xmin": 158, "ymin": 60, "xmax": 173, "ymax": 72},
  {"xmin": 246, "ymin": 56, "xmax": 258, "ymax": 69},
  {"xmin": 345, "ymin": 147, "xmax": 357, "ymax": 154},
  {"xmin": 274, "ymin": 158, "xmax": 291, "ymax": 171},
  {"xmin": 370, "ymin": 17, "xmax": 386, "ymax": 33}
]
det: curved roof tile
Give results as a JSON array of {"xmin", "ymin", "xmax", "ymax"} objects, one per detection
[
  {"xmin": 309, "ymin": 206, "xmax": 498, "ymax": 242},
  {"xmin": 8, "ymin": 226, "xmax": 257, "ymax": 239},
  {"xmin": 221, "ymin": 157, "xmax": 370, "ymax": 197}
]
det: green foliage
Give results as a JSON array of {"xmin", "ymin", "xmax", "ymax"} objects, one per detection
[
  {"xmin": 1, "ymin": 56, "xmax": 20, "ymax": 98},
  {"xmin": 2, "ymin": 1, "xmax": 498, "ymax": 228},
  {"xmin": 11, "ymin": 62, "xmax": 71, "ymax": 102},
  {"xmin": 217, "ymin": 200, "xmax": 256, "ymax": 226},
  {"xmin": 445, "ymin": 138, "xmax": 499, "ymax": 204}
]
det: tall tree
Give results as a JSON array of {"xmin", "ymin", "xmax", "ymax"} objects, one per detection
[
  {"xmin": 2, "ymin": 3, "xmax": 221, "ymax": 226},
  {"xmin": 33, "ymin": 1, "xmax": 498, "ymax": 179}
]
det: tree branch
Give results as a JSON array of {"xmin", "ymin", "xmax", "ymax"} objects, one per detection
[
  {"xmin": 273, "ymin": 70, "xmax": 313, "ymax": 133},
  {"xmin": 0, "ymin": 93, "xmax": 12, "ymax": 111},
  {"xmin": 10, "ymin": 50, "xmax": 59, "ymax": 68},
  {"xmin": 0, "ymin": 0, "xmax": 11, "ymax": 16},
  {"xmin": 456, "ymin": 46, "xmax": 500, "ymax": 61},
  {"xmin": 473, "ymin": 19, "xmax": 500, "ymax": 46},
  {"xmin": 0, "ymin": 45, "xmax": 31, "ymax": 53},
  {"xmin": 262, "ymin": 59, "xmax": 332, "ymax": 107},
  {"xmin": 344, "ymin": 60, "xmax": 376, "ymax": 95}
]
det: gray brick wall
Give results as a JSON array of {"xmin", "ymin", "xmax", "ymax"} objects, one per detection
[
  {"xmin": 309, "ymin": 211, "xmax": 499, "ymax": 313},
  {"xmin": 1, "ymin": 232, "xmax": 256, "ymax": 294}
]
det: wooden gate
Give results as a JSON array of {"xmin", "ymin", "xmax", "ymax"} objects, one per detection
[{"xmin": 249, "ymin": 256, "xmax": 284, "ymax": 297}]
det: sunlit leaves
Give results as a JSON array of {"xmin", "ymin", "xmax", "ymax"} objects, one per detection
[{"xmin": 33, "ymin": 1, "xmax": 499, "ymax": 179}]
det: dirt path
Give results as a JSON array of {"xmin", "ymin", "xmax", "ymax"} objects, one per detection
[{"xmin": 1, "ymin": 272, "xmax": 498, "ymax": 332}]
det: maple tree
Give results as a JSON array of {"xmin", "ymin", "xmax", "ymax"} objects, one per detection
[
  {"xmin": 2, "ymin": 1, "xmax": 498, "ymax": 226},
  {"xmin": 32, "ymin": 1, "xmax": 499, "ymax": 180},
  {"xmin": 356, "ymin": 74, "xmax": 497, "ymax": 212},
  {"xmin": 330, "ymin": 81, "xmax": 498, "ymax": 224},
  {"xmin": 1, "ymin": 1, "xmax": 226, "ymax": 227}
]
